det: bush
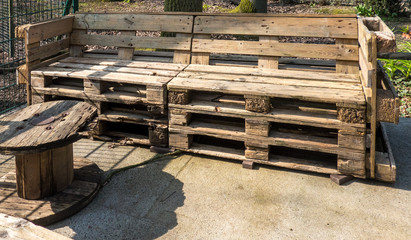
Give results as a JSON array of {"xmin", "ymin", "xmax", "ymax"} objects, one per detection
[{"xmin": 364, "ymin": 0, "xmax": 402, "ymax": 17}]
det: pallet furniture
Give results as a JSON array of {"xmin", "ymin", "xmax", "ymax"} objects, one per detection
[
  {"xmin": 167, "ymin": 14, "xmax": 399, "ymax": 181},
  {"xmin": 0, "ymin": 101, "xmax": 102, "ymax": 226},
  {"xmin": 15, "ymin": 13, "xmax": 398, "ymax": 182},
  {"xmin": 16, "ymin": 13, "xmax": 193, "ymax": 148}
]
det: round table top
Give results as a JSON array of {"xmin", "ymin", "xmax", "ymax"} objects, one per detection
[{"xmin": 0, "ymin": 101, "xmax": 96, "ymax": 154}]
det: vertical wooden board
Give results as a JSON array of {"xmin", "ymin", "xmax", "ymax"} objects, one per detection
[
  {"xmin": 84, "ymin": 79, "xmax": 105, "ymax": 94},
  {"xmin": 16, "ymin": 65, "xmax": 29, "ymax": 85},
  {"xmin": 192, "ymin": 34, "xmax": 210, "ymax": 65},
  {"xmin": 118, "ymin": 31, "xmax": 136, "ymax": 60},
  {"xmin": 337, "ymin": 158, "xmax": 366, "ymax": 178},
  {"xmin": 258, "ymin": 36, "xmax": 279, "ymax": 69},
  {"xmin": 14, "ymin": 155, "xmax": 25, "ymax": 198},
  {"xmin": 168, "ymin": 89, "xmax": 191, "ymax": 105},
  {"xmin": 336, "ymin": 39, "xmax": 359, "ymax": 74},
  {"xmin": 245, "ymin": 119, "xmax": 270, "ymax": 136},
  {"xmin": 51, "ymin": 145, "xmax": 73, "ymax": 193},
  {"xmin": 149, "ymin": 124, "xmax": 168, "ymax": 147},
  {"xmin": 25, "ymin": 42, "xmax": 40, "ymax": 106},
  {"xmin": 67, "ymin": 144, "xmax": 74, "ymax": 184},
  {"xmin": 70, "ymin": 30, "xmax": 86, "ymax": 57},
  {"xmin": 369, "ymin": 33, "xmax": 378, "ymax": 179},
  {"xmin": 146, "ymin": 85, "xmax": 166, "ymax": 104},
  {"xmin": 169, "ymin": 109, "xmax": 191, "ymax": 126},
  {"xmin": 338, "ymin": 130, "xmax": 366, "ymax": 151},
  {"xmin": 174, "ymin": 33, "xmax": 192, "ymax": 64},
  {"xmin": 40, "ymin": 150, "xmax": 53, "ymax": 198},
  {"xmin": 169, "ymin": 132, "xmax": 192, "ymax": 149},
  {"xmin": 31, "ymin": 76, "xmax": 52, "ymax": 88},
  {"xmin": 17, "ymin": 153, "xmax": 42, "ymax": 199},
  {"xmin": 245, "ymin": 146, "xmax": 269, "ymax": 161}
]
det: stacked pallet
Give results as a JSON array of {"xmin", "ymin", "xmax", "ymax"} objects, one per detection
[
  {"xmin": 168, "ymin": 65, "xmax": 367, "ymax": 177},
  {"xmin": 28, "ymin": 13, "xmax": 193, "ymax": 147},
  {"xmin": 168, "ymin": 15, "xmax": 368, "ymax": 178}
]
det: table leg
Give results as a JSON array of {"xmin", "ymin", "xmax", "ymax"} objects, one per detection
[{"xmin": 15, "ymin": 144, "xmax": 74, "ymax": 200}]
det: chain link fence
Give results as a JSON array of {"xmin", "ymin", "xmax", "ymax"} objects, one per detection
[{"xmin": 0, "ymin": 0, "xmax": 68, "ymax": 114}]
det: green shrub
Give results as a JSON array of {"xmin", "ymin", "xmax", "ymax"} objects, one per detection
[
  {"xmin": 363, "ymin": 0, "xmax": 402, "ymax": 17},
  {"xmin": 355, "ymin": 4, "xmax": 374, "ymax": 16}
]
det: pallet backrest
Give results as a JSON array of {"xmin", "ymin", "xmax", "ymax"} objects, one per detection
[
  {"xmin": 191, "ymin": 14, "xmax": 359, "ymax": 73},
  {"xmin": 70, "ymin": 13, "xmax": 194, "ymax": 63}
]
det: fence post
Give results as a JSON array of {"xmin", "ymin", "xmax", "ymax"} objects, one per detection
[{"xmin": 8, "ymin": 0, "xmax": 14, "ymax": 57}]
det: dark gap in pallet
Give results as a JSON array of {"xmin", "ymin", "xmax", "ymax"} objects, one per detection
[
  {"xmin": 51, "ymin": 95, "xmax": 83, "ymax": 102},
  {"xmin": 376, "ymin": 127, "xmax": 386, "ymax": 153},
  {"xmin": 211, "ymin": 34, "xmax": 259, "ymax": 41},
  {"xmin": 271, "ymin": 98, "xmax": 337, "ymax": 115},
  {"xmin": 192, "ymin": 91, "xmax": 245, "ymax": 106},
  {"xmin": 52, "ymin": 77, "xmax": 83, "ymax": 89},
  {"xmin": 190, "ymin": 113, "xmax": 245, "ymax": 132},
  {"xmin": 193, "ymin": 135, "xmax": 245, "ymax": 151},
  {"xmin": 105, "ymin": 82, "xmax": 146, "ymax": 98},
  {"xmin": 103, "ymin": 121, "xmax": 149, "ymax": 137},
  {"xmin": 270, "ymin": 122, "xmax": 338, "ymax": 140},
  {"xmin": 270, "ymin": 146, "xmax": 337, "ymax": 164},
  {"xmin": 106, "ymin": 102, "xmax": 148, "ymax": 115},
  {"xmin": 278, "ymin": 36, "xmax": 335, "ymax": 45}
]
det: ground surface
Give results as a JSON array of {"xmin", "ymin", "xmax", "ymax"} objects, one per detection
[{"xmin": 0, "ymin": 118, "xmax": 410, "ymax": 239}]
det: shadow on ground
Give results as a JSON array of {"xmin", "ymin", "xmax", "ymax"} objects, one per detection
[{"xmin": 48, "ymin": 144, "xmax": 186, "ymax": 239}]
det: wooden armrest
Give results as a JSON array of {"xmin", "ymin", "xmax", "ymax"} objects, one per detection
[{"xmin": 15, "ymin": 15, "xmax": 74, "ymax": 44}]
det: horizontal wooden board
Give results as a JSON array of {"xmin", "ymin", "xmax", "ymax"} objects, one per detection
[
  {"xmin": 184, "ymin": 64, "xmax": 359, "ymax": 82},
  {"xmin": 194, "ymin": 16, "xmax": 358, "ymax": 39},
  {"xmin": 177, "ymin": 72, "xmax": 363, "ymax": 91},
  {"xmin": 17, "ymin": 16, "xmax": 74, "ymax": 44},
  {"xmin": 168, "ymin": 77, "xmax": 365, "ymax": 105},
  {"xmin": 169, "ymin": 100, "xmax": 366, "ymax": 132},
  {"xmin": 71, "ymin": 32, "xmax": 191, "ymax": 51},
  {"xmin": 60, "ymin": 57, "xmax": 187, "ymax": 71},
  {"xmin": 32, "ymin": 67, "xmax": 172, "ymax": 86},
  {"xmin": 33, "ymin": 85, "xmax": 156, "ymax": 104},
  {"xmin": 192, "ymin": 39, "xmax": 358, "ymax": 61},
  {"xmin": 73, "ymin": 14, "xmax": 193, "ymax": 33},
  {"xmin": 49, "ymin": 62, "xmax": 179, "ymax": 77},
  {"xmin": 27, "ymin": 38, "xmax": 70, "ymax": 63}
]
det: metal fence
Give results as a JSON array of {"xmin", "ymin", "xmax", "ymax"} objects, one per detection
[{"xmin": 0, "ymin": 0, "xmax": 68, "ymax": 114}]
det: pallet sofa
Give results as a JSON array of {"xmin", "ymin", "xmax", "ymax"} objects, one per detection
[{"xmin": 15, "ymin": 13, "xmax": 398, "ymax": 182}]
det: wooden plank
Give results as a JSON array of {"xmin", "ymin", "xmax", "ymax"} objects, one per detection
[
  {"xmin": 336, "ymin": 39, "xmax": 359, "ymax": 74},
  {"xmin": 73, "ymin": 14, "xmax": 193, "ymax": 33},
  {"xmin": 258, "ymin": 36, "xmax": 279, "ymax": 69},
  {"xmin": 49, "ymin": 62, "xmax": 179, "ymax": 77},
  {"xmin": 60, "ymin": 56, "xmax": 187, "ymax": 71},
  {"xmin": 169, "ymin": 101, "xmax": 366, "ymax": 132},
  {"xmin": 174, "ymin": 33, "xmax": 192, "ymax": 64},
  {"xmin": 71, "ymin": 32, "xmax": 191, "ymax": 51},
  {"xmin": 118, "ymin": 31, "xmax": 136, "ymax": 60},
  {"xmin": 177, "ymin": 72, "xmax": 363, "ymax": 90},
  {"xmin": 358, "ymin": 18, "xmax": 373, "ymax": 61},
  {"xmin": 16, "ymin": 16, "xmax": 74, "ymax": 44},
  {"xmin": 192, "ymin": 39, "xmax": 358, "ymax": 61},
  {"xmin": 194, "ymin": 16, "xmax": 357, "ymax": 39},
  {"xmin": 168, "ymin": 78, "xmax": 365, "ymax": 105},
  {"xmin": 32, "ymin": 67, "xmax": 171, "ymax": 86},
  {"xmin": 26, "ymin": 38, "xmax": 70, "ymax": 63},
  {"xmin": 184, "ymin": 64, "xmax": 359, "ymax": 82},
  {"xmin": 370, "ymin": 33, "xmax": 378, "ymax": 179},
  {"xmin": 191, "ymin": 34, "xmax": 211, "ymax": 65}
]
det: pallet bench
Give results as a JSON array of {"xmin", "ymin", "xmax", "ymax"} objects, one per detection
[{"xmin": 16, "ymin": 13, "xmax": 398, "ymax": 182}]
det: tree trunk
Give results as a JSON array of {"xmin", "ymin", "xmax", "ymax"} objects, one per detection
[
  {"xmin": 164, "ymin": 0, "xmax": 203, "ymax": 12},
  {"xmin": 231, "ymin": 0, "xmax": 267, "ymax": 13}
]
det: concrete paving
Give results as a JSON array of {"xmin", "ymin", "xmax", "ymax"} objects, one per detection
[{"xmin": 1, "ymin": 119, "xmax": 410, "ymax": 239}]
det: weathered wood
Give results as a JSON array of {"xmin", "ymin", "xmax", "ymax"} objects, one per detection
[
  {"xmin": 191, "ymin": 34, "xmax": 211, "ymax": 65},
  {"xmin": 336, "ymin": 39, "xmax": 359, "ymax": 74},
  {"xmin": 71, "ymin": 32, "xmax": 191, "ymax": 51},
  {"xmin": 16, "ymin": 16, "xmax": 74, "ymax": 44},
  {"xmin": 245, "ymin": 119, "xmax": 270, "ymax": 136},
  {"xmin": 242, "ymin": 160, "xmax": 254, "ymax": 169},
  {"xmin": 169, "ymin": 132, "xmax": 192, "ymax": 149},
  {"xmin": 0, "ymin": 158, "xmax": 101, "ymax": 226},
  {"xmin": 73, "ymin": 13, "xmax": 193, "ymax": 33},
  {"xmin": 192, "ymin": 39, "xmax": 358, "ymax": 61},
  {"xmin": 168, "ymin": 89, "xmax": 192, "ymax": 104},
  {"xmin": 330, "ymin": 174, "xmax": 354, "ymax": 185},
  {"xmin": 26, "ymin": 38, "xmax": 70, "ymax": 63},
  {"xmin": 193, "ymin": 16, "xmax": 357, "ymax": 38},
  {"xmin": 245, "ymin": 95, "xmax": 271, "ymax": 113},
  {"xmin": 258, "ymin": 36, "xmax": 279, "ymax": 69},
  {"xmin": 174, "ymin": 33, "xmax": 192, "ymax": 64},
  {"xmin": 0, "ymin": 214, "xmax": 71, "ymax": 239},
  {"xmin": 118, "ymin": 31, "xmax": 136, "ymax": 60},
  {"xmin": 149, "ymin": 124, "xmax": 168, "ymax": 147},
  {"xmin": 0, "ymin": 101, "xmax": 96, "ymax": 154}
]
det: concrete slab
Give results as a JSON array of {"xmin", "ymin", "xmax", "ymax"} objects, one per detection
[{"xmin": 1, "ymin": 118, "xmax": 410, "ymax": 239}]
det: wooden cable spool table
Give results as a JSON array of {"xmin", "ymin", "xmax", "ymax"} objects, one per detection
[{"xmin": 0, "ymin": 100, "xmax": 96, "ymax": 200}]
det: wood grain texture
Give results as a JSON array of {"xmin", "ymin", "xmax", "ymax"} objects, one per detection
[
  {"xmin": 0, "ymin": 101, "xmax": 96, "ymax": 154},
  {"xmin": 193, "ymin": 16, "xmax": 357, "ymax": 38},
  {"xmin": 73, "ymin": 13, "xmax": 193, "ymax": 33}
]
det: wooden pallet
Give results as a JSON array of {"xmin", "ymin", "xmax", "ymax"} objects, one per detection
[
  {"xmin": 168, "ymin": 65, "xmax": 367, "ymax": 177},
  {"xmin": 30, "ymin": 57, "xmax": 185, "ymax": 147}
]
